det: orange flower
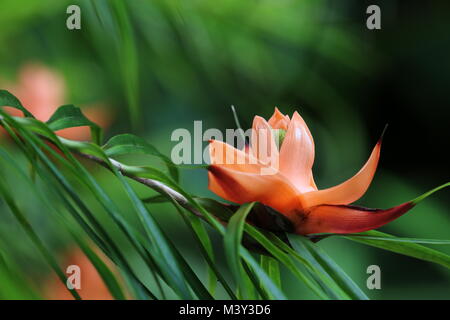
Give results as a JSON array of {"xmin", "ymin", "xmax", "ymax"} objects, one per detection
[
  {"xmin": 1, "ymin": 63, "xmax": 111, "ymax": 140},
  {"xmin": 208, "ymin": 108, "xmax": 415, "ymax": 235}
]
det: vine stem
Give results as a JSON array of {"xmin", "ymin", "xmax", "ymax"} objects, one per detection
[
  {"xmin": 1, "ymin": 114, "xmax": 203, "ymax": 217},
  {"xmin": 0, "ymin": 115, "xmax": 205, "ymax": 219},
  {"xmin": 74, "ymin": 152, "xmax": 204, "ymax": 218}
]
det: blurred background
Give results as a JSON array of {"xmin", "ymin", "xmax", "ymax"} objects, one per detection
[{"xmin": 0, "ymin": 0, "xmax": 448, "ymax": 299}]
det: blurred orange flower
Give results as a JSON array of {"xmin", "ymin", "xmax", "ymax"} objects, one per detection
[
  {"xmin": 44, "ymin": 247, "xmax": 115, "ymax": 300},
  {"xmin": 208, "ymin": 108, "xmax": 414, "ymax": 235},
  {"xmin": 1, "ymin": 63, "xmax": 111, "ymax": 140}
]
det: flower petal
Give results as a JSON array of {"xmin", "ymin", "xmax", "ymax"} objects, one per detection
[
  {"xmin": 251, "ymin": 116, "xmax": 279, "ymax": 168},
  {"xmin": 302, "ymin": 139, "xmax": 381, "ymax": 207},
  {"xmin": 268, "ymin": 107, "xmax": 290, "ymax": 130},
  {"xmin": 209, "ymin": 139, "xmax": 261, "ymax": 173},
  {"xmin": 279, "ymin": 111, "xmax": 316, "ymax": 193},
  {"xmin": 295, "ymin": 202, "xmax": 414, "ymax": 235},
  {"xmin": 208, "ymin": 165, "xmax": 304, "ymax": 218}
]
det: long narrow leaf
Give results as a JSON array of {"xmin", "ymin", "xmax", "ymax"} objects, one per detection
[
  {"xmin": 288, "ymin": 234, "xmax": 369, "ymax": 300},
  {"xmin": 0, "ymin": 179, "xmax": 81, "ymax": 300},
  {"xmin": 103, "ymin": 133, "xmax": 179, "ymax": 182},
  {"xmin": 224, "ymin": 202, "xmax": 256, "ymax": 298},
  {"xmin": 345, "ymin": 230, "xmax": 450, "ymax": 269},
  {"xmin": 46, "ymin": 104, "xmax": 103, "ymax": 145}
]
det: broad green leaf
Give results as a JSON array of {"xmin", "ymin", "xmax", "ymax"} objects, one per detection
[{"xmin": 46, "ymin": 104, "xmax": 103, "ymax": 145}]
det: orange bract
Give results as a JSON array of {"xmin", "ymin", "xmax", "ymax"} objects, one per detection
[{"xmin": 208, "ymin": 108, "xmax": 414, "ymax": 235}]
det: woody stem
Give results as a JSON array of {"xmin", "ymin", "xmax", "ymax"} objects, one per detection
[{"xmin": 75, "ymin": 151, "xmax": 203, "ymax": 218}]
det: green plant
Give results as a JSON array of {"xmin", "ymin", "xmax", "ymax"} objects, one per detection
[{"xmin": 0, "ymin": 90, "xmax": 449, "ymax": 300}]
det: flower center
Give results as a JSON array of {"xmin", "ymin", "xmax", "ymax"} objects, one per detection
[{"xmin": 272, "ymin": 129, "xmax": 286, "ymax": 150}]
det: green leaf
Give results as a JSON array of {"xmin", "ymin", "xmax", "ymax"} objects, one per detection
[
  {"xmin": 339, "ymin": 235, "xmax": 450, "ymax": 245},
  {"xmin": 223, "ymin": 202, "xmax": 288, "ymax": 299},
  {"xmin": 344, "ymin": 230, "xmax": 450, "ymax": 269},
  {"xmin": 3, "ymin": 112, "xmax": 198, "ymax": 299},
  {"xmin": 197, "ymin": 199, "xmax": 328, "ymax": 299},
  {"xmin": 58, "ymin": 136, "xmax": 196, "ymax": 299},
  {"xmin": 188, "ymin": 199, "xmax": 287, "ymax": 299},
  {"xmin": 0, "ymin": 115, "xmax": 156, "ymax": 299},
  {"xmin": 73, "ymin": 238, "xmax": 127, "ymax": 300},
  {"xmin": 0, "ymin": 146, "xmax": 127, "ymax": 300},
  {"xmin": 239, "ymin": 249, "xmax": 287, "ymax": 300},
  {"xmin": 84, "ymin": 140, "xmax": 211, "ymax": 299},
  {"xmin": 111, "ymin": 169, "xmax": 197, "ymax": 299},
  {"xmin": 103, "ymin": 133, "xmax": 179, "ymax": 182},
  {"xmin": 288, "ymin": 234, "xmax": 369, "ymax": 300},
  {"xmin": 0, "ymin": 240, "xmax": 41, "ymax": 299},
  {"xmin": 111, "ymin": 0, "xmax": 140, "ymax": 129},
  {"xmin": 245, "ymin": 226, "xmax": 330, "ymax": 299},
  {"xmin": 142, "ymin": 194, "xmax": 171, "ymax": 203},
  {"xmin": 0, "ymin": 179, "xmax": 81, "ymax": 300},
  {"xmin": 185, "ymin": 215, "xmax": 217, "ymax": 296},
  {"xmin": 260, "ymin": 256, "xmax": 281, "ymax": 289},
  {"xmin": 0, "ymin": 89, "xmax": 34, "ymax": 118},
  {"xmin": 266, "ymin": 233, "xmax": 342, "ymax": 300},
  {"xmin": 195, "ymin": 198, "xmax": 234, "ymax": 222},
  {"xmin": 411, "ymin": 182, "xmax": 450, "ymax": 205},
  {"xmin": 224, "ymin": 202, "xmax": 256, "ymax": 298},
  {"xmin": 197, "ymin": 199, "xmax": 342, "ymax": 299},
  {"xmin": 89, "ymin": 0, "xmax": 140, "ymax": 128},
  {"xmin": 1, "ymin": 107, "xmax": 286, "ymax": 300},
  {"xmin": 163, "ymin": 195, "xmax": 237, "ymax": 299},
  {"xmin": 46, "ymin": 104, "xmax": 103, "ymax": 145}
]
